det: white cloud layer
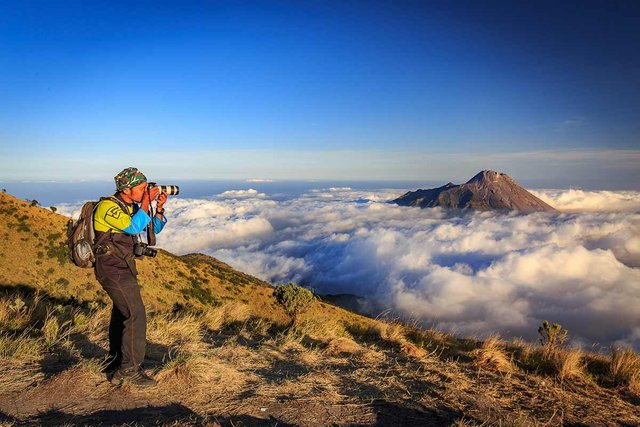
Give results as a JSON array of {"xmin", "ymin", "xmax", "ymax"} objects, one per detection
[
  {"xmin": 59, "ymin": 188, "xmax": 640, "ymax": 348},
  {"xmin": 218, "ymin": 188, "xmax": 266, "ymax": 199},
  {"xmin": 531, "ymin": 189, "xmax": 640, "ymax": 212}
]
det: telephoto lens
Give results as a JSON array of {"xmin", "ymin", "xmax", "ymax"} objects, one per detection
[
  {"xmin": 149, "ymin": 183, "xmax": 180, "ymax": 195},
  {"xmin": 157, "ymin": 185, "xmax": 179, "ymax": 195}
]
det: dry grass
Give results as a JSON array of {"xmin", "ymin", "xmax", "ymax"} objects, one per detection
[
  {"xmin": 0, "ymin": 330, "xmax": 42, "ymax": 360},
  {"xmin": 200, "ymin": 301, "xmax": 251, "ymax": 332},
  {"xmin": 551, "ymin": 348, "xmax": 585, "ymax": 382},
  {"xmin": 324, "ymin": 337, "xmax": 363, "ymax": 357},
  {"xmin": 0, "ymin": 360, "xmax": 44, "ymax": 396},
  {"xmin": 375, "ymin": 321, "xmax": 431, "ymax": 359},
  {"xmin": 156, "ymin": 352, "xmax": 219, "ymax": 386},
  {"xmin": 472, "ymin": 336, "xmax": 514, "ymax": 374},
  {"xmin": 508, "ymin": 338, "xmax": 585, "ymax": 382},
  {"xmin": 41, "ymin": 310, "xmax": 73, "ymax": 348},
  {"xmin": 305, "ymin": 317, "xmax": 350, "ymax": 341},
  {"xmin": 399, "ymin": 340, "xmax": 427, "ymax": 359},
  {"xmin": 0, "ymin": 293, "xmax": 46, "ymax": 332},
  {"xmin": 377, "ymin": 321, "xmax": 405, "ymax": 345},
  {"xmin": 610, "ymin": 347, "xmax": 640, "ymax": 392},
  {"xmin": 296, "ymin": 346, "xmax": 323, "ymax": 367},
  {"xmin": 222, "ymin": 301, "xmax": 251, "ymax": 323},
  {"xmin": 147, "ymin": 313, "xmax": 204, "ymax": 354},
  {"xmin": 274, "ymin": 318, "xmax": 336, "ymax": 346},
  {"xmin": 70, "ymin": 303, "xmax": 110, "ymax": 340}
]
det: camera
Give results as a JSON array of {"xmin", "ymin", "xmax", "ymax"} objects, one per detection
[
  {"xmin": 133, "ymin": 242, "xmax": 158, "ymax": 258},
  {"xmin": 148, "ymin": 182, "xmax": 180, "ymax": 195}
]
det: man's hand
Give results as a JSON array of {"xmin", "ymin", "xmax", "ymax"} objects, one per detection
[
  {"xmin": 141, "ymin": 186, "xmax": 160, "ymax": 213},
  {"xmin": 148, "ymin": 186, "xmax": 160, "ymax": 201},
  {"xmin": 156, "ymin": 193, "xmax": 168, "ymax": 212}
]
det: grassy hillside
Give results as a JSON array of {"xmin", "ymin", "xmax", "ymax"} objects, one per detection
[{"xmin": 0, "ymin": 191, "xmax": 639, "ymax": 426}]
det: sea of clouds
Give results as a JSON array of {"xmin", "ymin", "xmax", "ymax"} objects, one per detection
[{"xmin": 59, "ymin": 187, "xmax": 640, "ymax": 349}]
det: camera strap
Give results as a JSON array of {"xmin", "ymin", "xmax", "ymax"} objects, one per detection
[
  {"xmin": 145, "ymin": 187, "xmax": 157, "ymax": 246},
  {"xmin": 147, "ymin": 205, "xmax": 156, "ymax": 246}
]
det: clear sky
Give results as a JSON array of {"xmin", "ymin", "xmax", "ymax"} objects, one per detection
[{"xmin": 1, "ymin": 1, "xmax": 639, "ymax": 187}]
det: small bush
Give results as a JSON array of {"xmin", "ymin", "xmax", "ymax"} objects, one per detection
[
  {"xmin": 180, "ymin": 282, "xmax": 220, "ymax": 306},
  {"xmin": 16, "ymin": 223, "xmax": 31, "ymax": 233},
  {"xmin": 29, "ymin": 200, "xmax": 39, "ymax": 207},
  {"xmin": 49, "ymin": 206, "xmax": 57, "ymax": 213},
  {"xmin": 273, "ymin": 282, "xmax": 315, "ymax": 327},
  {"xmin": 538, "ymin": 320, "xmax": 567, "ymax": 352},
  {"xmin": 55, "ymin": 277, "xmax": 70, "ymax": 287}
]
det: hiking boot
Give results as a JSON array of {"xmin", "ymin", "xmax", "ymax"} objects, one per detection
[
  {"xmin": 111, "ymin": 366, "xmax": 157, "ymax": 388},
  {"xmin": 102, "ymin": 355, "xmax": 121, "ymax": 374}
]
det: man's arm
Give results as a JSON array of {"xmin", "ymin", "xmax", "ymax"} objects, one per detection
[
  {"xmin": 153, "ymin": 212, "xmax": 167, "ymax": 234},
  {"xmin": 152, "ymin": 192, "xmax": 168, "ymax": 234}
]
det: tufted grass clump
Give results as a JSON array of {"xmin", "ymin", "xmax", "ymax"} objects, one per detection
[
  {"xmin": 0, "ymin": 330, "xmax": 43, "ymax": 360},
  {"xmin": 156, "ymin": 352, "xmax": 218, "ymax": 387},
  {"xmin": 610, "ymin": 347, "xmax": 640, "ymax": 393},
  {"xmin": 473, "ymin": 336, "xmax": 514, "ymax": 374}
]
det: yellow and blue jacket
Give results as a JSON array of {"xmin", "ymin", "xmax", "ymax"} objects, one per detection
[{"xmin": 93, "ymin": 197, "xmax": 166, "ymax": 235}]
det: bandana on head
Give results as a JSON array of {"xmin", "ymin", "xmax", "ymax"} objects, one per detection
[{"xmin": 114, "ymin": 167, "xmax": 147, "ymax": 191}]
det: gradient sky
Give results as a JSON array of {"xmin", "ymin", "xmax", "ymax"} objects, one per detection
[{"xmin": 1, "ymin": 1, "xmax": 639, "ymax": 186}]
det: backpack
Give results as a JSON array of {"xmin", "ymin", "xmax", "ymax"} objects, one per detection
[{"xmin": 66, "ymin": 196, "xmax": 132, "ymax": 268}]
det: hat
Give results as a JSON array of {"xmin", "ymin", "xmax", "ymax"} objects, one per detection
[{"xmin": 114, "ymin": 167, "xmax": 147, "ymax": 191}]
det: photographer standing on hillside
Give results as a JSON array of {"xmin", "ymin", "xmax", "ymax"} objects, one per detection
[{"xmin": 93, "ymin": 167, "xmax": 169, "ymax": 387}]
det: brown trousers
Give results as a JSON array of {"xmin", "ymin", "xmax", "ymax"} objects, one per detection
[{"xmin": 94, "ymin": 232, "xmax": 146, "ymax": 370}]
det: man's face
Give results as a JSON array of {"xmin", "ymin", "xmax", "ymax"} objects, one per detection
[{"xmin": 125, "ymin": 182, "xmax": 148, "ymax": 203}]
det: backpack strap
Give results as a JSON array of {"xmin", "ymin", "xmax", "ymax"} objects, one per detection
[
  {"xmin": 99, "ymin": 195, "xmax": 134, "ymax": 218},
  {"xmin": 94, "ymin": 195, "xmax": 136, "ymax": 249}
]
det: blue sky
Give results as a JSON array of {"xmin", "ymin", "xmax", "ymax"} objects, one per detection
[{"xmin": 1, "ymin": 1, "xmax": 639, "ymax": 186}]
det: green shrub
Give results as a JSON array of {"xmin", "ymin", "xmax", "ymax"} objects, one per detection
[
  {"xmin": 273, "ymin": 282, "xmax": 315, "ymax": 327},
  {"xmin": 47, "ymin": 243, "xmax": 68, "ymax": 265},
  {"xmin": 538, "ymin": 320, "xmax": 568, "ymax": 352},
  {"xmin": 45, "ymin": 233, "xmax": 68, "ymax": 265},
  {"xmin": 180, "ymin": 282, "xmax": 220, "ymax": 307},
  {"xmin": 55, "ymin": 277, "xmax": 70, "ymax": 287}
]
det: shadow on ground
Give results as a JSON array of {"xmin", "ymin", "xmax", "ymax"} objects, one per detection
[{"xmin": 4, "ymin": 403, "xmax": 200, "ymax": 426}]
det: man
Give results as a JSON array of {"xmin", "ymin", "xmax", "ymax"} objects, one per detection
[{"xmin": 93, "ymin": 167, "xmax": 168, "ymax": 387}]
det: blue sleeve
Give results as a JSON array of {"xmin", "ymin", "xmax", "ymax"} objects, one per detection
[
  {"xmin": 122, "ymin": 209, "xmax": 151, "ymax": 235},
  {"xmin": 153, "ymin": 214, "xmax": 167, "ymax": 234}
]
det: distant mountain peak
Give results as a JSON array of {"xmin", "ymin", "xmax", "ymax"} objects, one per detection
[
  {"xmin": 466, "ymin": 170, "xmax": 510, "ymax": 184},
  {"xmin": 394, "ymin": 170, "xmax": 556, "ymax": 213}
]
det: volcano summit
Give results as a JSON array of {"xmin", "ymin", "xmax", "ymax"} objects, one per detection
[{"xmin": 394, "ymin": 170, "xmax": 557, "ymax": 212}]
